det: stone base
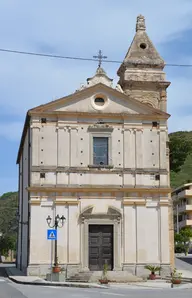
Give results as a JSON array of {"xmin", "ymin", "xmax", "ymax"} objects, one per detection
[
  {"xmin": 122, "ymin": 263, "xmax": 171, "ymax": 278},
  {"xmin": 27, "ymin": 264, "xmax": 81, "ymax": 278},
  {"xmin": 89, "ymin": 271, "xmax": 142, "ymax": 283},
  {"xmin": 46, "ymin": 272, "xmax": 66, "ymax": 282},
  {"xmin": 27, "ymin": 263, "xmax": 171, "ymax": 279}
]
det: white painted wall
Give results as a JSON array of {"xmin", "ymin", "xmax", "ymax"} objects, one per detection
[
  {"xmin": 17, "ymin": 128, "xmax": 30, "ymax": 273},
  {"xmin": 30, "ymin": 118, "xmax": 168, "ymax": 189}
]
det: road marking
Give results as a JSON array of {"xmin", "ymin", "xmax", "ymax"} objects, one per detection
[
  {"xmin": 0, "ymin": 279, "xmax": 5, "ymax": 282},
  {"xmin": 100, "ymin": 292, "xmax": 125, "ymax": 296}
]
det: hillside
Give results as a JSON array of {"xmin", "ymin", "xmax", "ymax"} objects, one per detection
[{"xmin": 169, "ymin": 131, "xmax": 192, "ymax": 189}]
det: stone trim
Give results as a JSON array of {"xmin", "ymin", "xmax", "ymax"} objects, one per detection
[
  {"xmin": 30, "ymin": 199, "xmax": 41, "ymax": 205},
  {"xmin": 55, "ymin": 200, "xmax": 79, "ymax": 206},
  {"xmin": 88, "ymin": 125, "xmax": 114, "ymax": 132},
  {"xmin": 27, "ymin": 186, "xmax": 171, "ymax": 194},
  {"xmin": 81, "ymin": 218, "xmax": 121, "ymax": 271},
  {"xmin": 123, "ymin": 200, "xmax": 145, "ymax": 206},
  {"xmin": 31, "ymin": 166, "xmax": 168, "ymax": 174},
  {"xmin": 89, "ymin": 131, "xmax": 112, "ymax": 167}
]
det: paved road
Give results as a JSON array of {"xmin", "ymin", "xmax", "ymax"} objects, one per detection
[
  {"xmin": 5, "ymin": 283, "xmax": 192, "ymax": 298},
  {"xmin": 177, "ymin": 256, "xmax": 192, "ymax": 266},
  {"xmin": 0, "ymin": 273, "xmax": 192, "ymax": 298},
  {"xmin": 1, "ymin": 263, "xmax": 192, "ymax": 297},
  {"xmin": 0, "ymin": 267, "xmax": 27, "ymax": 297}
]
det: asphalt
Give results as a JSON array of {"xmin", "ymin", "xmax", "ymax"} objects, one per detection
[{"xmin": 0, "ymin": 266, "xmax": 7, "ymax": 277}]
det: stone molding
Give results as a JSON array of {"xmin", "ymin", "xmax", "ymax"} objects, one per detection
[
  {"xmin": 27, "ymin": 186, "xmax": 171, "ymax": 194},
  {"xmin": 79, "ymin": 207, "xmax": 122, "ymax": 271},
  {"xmin": 31, "ymin": 166, "xmax": 168, "ymax": 174}
]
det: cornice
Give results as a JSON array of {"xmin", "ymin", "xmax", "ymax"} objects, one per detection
[
  {"xmin": 27, "ymin": 186, "xmax": 171, "ymax": 194},
  {"xmin": 29, "ymin": 110, "xmax": 169, "ymax": 120}
]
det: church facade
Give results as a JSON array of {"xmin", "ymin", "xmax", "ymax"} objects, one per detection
[{"xmin": 16, "ymin": 15, "xmax": 174, "ymax": 277}]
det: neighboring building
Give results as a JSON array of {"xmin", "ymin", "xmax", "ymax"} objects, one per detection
[
  {"xmin": 16, "ymin": 15, "xmax": 173, "ymax": 277},
  {"xmin": 172, "ymin": 183, "xmax": 192, "ymax": 232}
]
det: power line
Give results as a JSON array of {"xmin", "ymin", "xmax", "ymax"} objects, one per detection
[
  {"xmin": 0, "ymin": 48, "xmax": 121, "ymax": 64},
  {"xmin": 0, "ymin": 47, "xmax": 192, "ymax": 68}
]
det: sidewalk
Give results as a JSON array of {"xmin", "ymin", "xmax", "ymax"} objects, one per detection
[
  {"xmin": 5, "ymin": 263, "xmax": 192, "ymax": 290},
  {"xmin": 175, "ymin": 257, "xmax": 192, "ymax": 279},
  {"xmin": 5, "ymin": 267, "xmax": 107, "ymax": 288}
]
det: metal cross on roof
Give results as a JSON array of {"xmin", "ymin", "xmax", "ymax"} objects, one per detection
[{"xmin": 93, "ymin": 50, "xmax": 107, "ymax": 68}]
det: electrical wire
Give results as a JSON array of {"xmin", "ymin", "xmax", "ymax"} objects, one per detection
[{"xmin": 0, "ymin": 48, "xmax": 191, "ymax": 67}]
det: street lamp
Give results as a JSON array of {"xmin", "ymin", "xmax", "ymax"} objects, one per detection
[{"xmin": 46, "ymin": 214, "xmax": 66, "ymax": 267}]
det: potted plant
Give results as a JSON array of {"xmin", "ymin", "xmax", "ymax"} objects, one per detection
[
  {"xmin": 99, "ymin": 264, "xmax": 109, "ymax": 284},
  {"xmin": 171, "ymin": 268, "xmax": 182, "ymax": 284},
  {"xmin": 52, "ymin": 257, "xmax": 61, "ymax": 273},
  {"xmin": 144, "ymin": 265, "xmax": 161, "ymax": 280}
]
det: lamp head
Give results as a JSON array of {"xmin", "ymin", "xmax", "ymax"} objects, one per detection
[{"xmin": 46, "ymin": 215, "xmax": 52, "ymax": 226}]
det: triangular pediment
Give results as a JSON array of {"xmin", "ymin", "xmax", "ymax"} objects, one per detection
[{"xmin": 29, "ymin": 83, "xmax": 169, "ymax": 117}]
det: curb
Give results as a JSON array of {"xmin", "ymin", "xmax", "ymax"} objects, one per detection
[{"xmin": 5, "ymin": 269, "xmax": 107, "ymax": 289}]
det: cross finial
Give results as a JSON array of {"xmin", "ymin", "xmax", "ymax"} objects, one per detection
[
  {"xmin": 93, "ymin": 50, "xmax": 107, "ymax": 68},
  {"xmin": 136, "ymin": 14, "xmax": 146, "ymax": 32}
]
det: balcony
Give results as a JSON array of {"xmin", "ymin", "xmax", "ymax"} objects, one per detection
[
  {"xmin": 177, "ymin": 219, "xmax": 192, "ymax": 229},
  {"xmin": 178, "ymin": 205, "xmax": 192, "ymax": 213},
  {"xmin": 177, "ymin": 189, "xmax": 192, "ymax": 199}
]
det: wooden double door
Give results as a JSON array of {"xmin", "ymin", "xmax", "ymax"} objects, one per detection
[{"xmin": 89, "ymin": 225, "xmax": 113, "ymax": 271}]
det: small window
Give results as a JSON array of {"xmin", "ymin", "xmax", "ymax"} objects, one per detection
[
  {"xmin": 155, "ymin": 174, "xmax": 160, "ymax": 181},
  {"xmin": 152, "ymin": 121, "xmax": 159, "ymax": 128},
  {"xmin": 93, "ymin": 137, "xmax": 108, "ymax": 165},
  {"xmin": 40, "ymin": 173, "xmax": 45, "ymax": 178},
  {"xmin": 94, "ymin": 97, "xmax": 105, "ymax": 106},
  {"xmin": 41, "ymin": 118, "xmax": 47, "ymax": 123}
]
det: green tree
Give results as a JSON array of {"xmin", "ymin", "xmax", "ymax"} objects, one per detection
[
  {"xmin": 169, "ymin": 131, "xmax": 192, "ymax": 188},
  {"xmin": 0, "ymin": 234, "xmax": 16, "ymax": 261},
  {"xmin": 174, "ymin": 227, "xmax": 192, "ymax": 255},
  {"xmin": 0, "ymin": 191, "xmax": 18, "ymax": 260},
  {"xmin": 169, "ymin": 131, "xmax": 192, "ymax": 173}
]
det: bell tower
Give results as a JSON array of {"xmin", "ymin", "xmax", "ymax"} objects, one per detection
[{"xmin": 117, "ymin": 15, "xmax": 170, "ymax": 112}]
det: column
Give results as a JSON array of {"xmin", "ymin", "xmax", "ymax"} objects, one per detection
[
  {"xmin": 57, "ymin": 126, "xmax": 70, "ymax": 167},
  {"xmin": 70, "ymin": 128, "xmax": 78, "ymax": 167},
  {"xmin": 113, "ymin": 220, "xmax": 121, "ymax": 270},
  {"xmin": 160, "ymin": 205, "xmax": 170, "ymax": 263},
  {"xmin": 31, "ymin": 126, "xmax": 40, "ymax": 166},
  {"xmin": 136, "ymin": 129, "xmax": 143, "ymax": 168},
  {"xmin": 160, "ymin": 130, "xmax": 167, "ymax": 169},
  {"xmin": 68, "ymin": 204, "xmax": 80, "ymax": 263},
  {"xmin": 123, "ymin": 205, "xmax": 136, "ymax": 264},
  {"xmin": 124, "ymin": 129, "xmax": 133, "ymax": 168},
  {"xmin": 82, "ymin": 219, "xmax": 89, "ymax": 270}
]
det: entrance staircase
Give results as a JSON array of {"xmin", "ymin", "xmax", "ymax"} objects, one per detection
[{"xmin": 66, "ymin": 271, "xmax": 143, "ymax": 283}]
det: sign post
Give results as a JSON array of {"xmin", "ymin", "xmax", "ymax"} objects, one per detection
[{"xmin": 47, "ymin": 229, "xmax": 57, "ymax": 282}]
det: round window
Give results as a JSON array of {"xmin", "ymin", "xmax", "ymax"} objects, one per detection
[
  {"xmin": 94, "ymin": 97, "xmax": 105, "ymax": 106},
  {"xmin": 140, "ymin": 43, "xmax": 147, "ymax": 49}
]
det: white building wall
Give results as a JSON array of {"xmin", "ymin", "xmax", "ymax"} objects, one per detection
[
  {"xmin": 17, "ymin": 128, "xmax": 30, "ymax": 273},
  {"xmin": 123, "ymin": 205, "xmax": 136, "ymax": 263},
  {"xmin": 30, "ymin": 119, "xmax": 168, "ymax": 189},
  {"xmin": 17, "ymin": 158, "xmax": 23, "ymax": 269},
  {"xmin": 136, "ymin": 205, "xmax": 159, "ymax": 263}
]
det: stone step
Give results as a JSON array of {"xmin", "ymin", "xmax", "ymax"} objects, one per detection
[{"xmin": 67, "ymin": 271, "xmax": 142, "ymax": 283}]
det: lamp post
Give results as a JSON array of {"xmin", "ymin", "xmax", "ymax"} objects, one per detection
[{"xmin": 46, "ymin": 214, "xmax": 65, "ymax": 267}]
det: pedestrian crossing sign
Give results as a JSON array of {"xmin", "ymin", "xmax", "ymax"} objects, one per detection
[{"xmin": 47, "ymin": 229, "xmax": 57, "ymax": 240}]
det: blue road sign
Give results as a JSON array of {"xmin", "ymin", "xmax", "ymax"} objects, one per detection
[{"xmin": 47, "ymin": 229, "xmax": 57, "ymax": 240}]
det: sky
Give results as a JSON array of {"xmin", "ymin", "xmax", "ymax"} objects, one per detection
[{"xmin": 0, "ymin": 0, "xmax": 192, "ymax": 195}]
